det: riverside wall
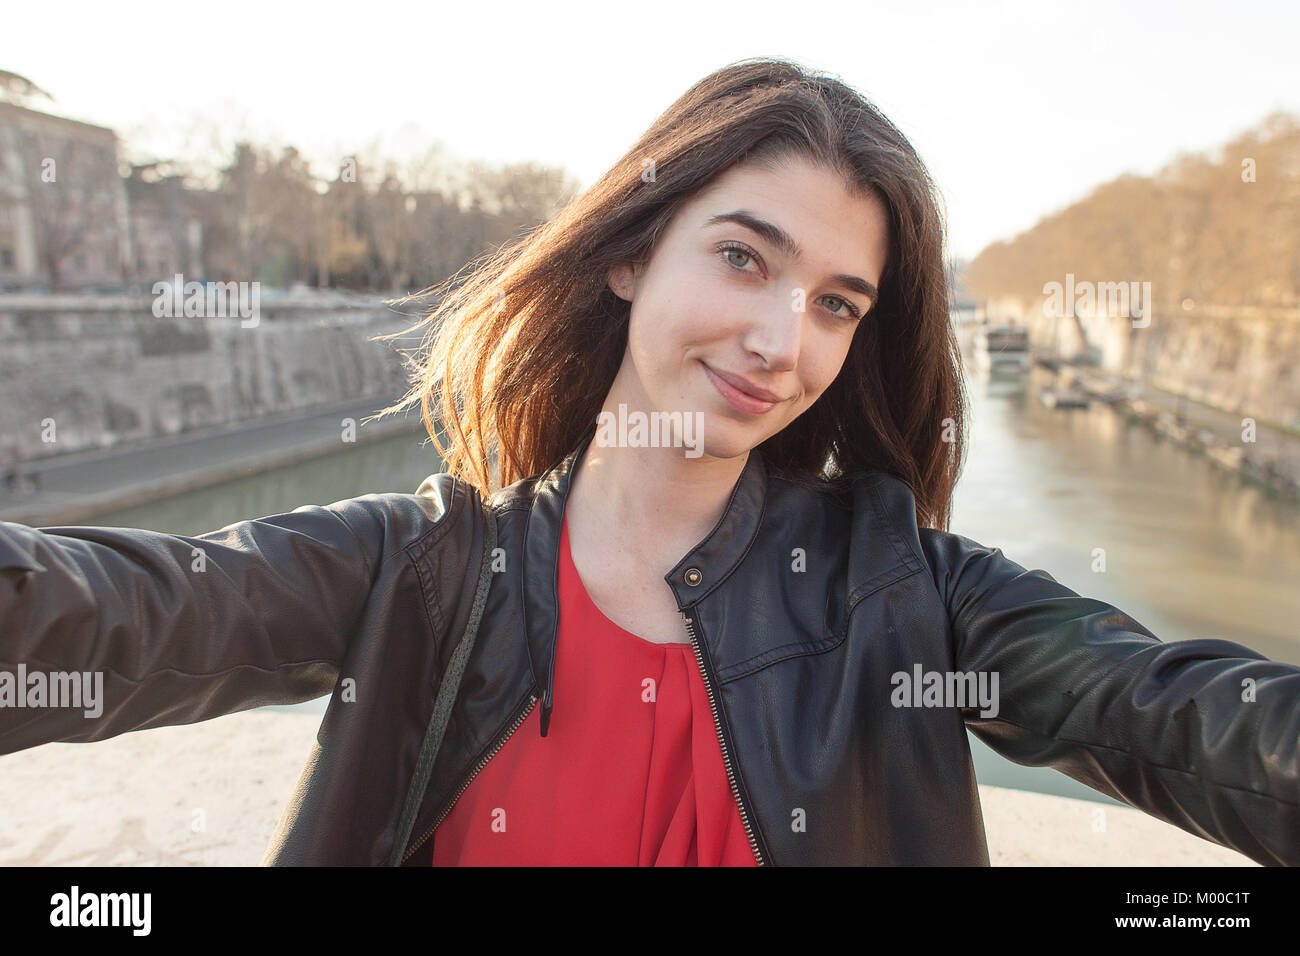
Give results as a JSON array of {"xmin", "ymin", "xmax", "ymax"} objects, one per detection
[
  {"xmin": 1024, "ymin": 303, "xmax": 1300, "ymax": 431},
  {"xmin": 0, "ymin": 295, "xmax": 424, "ymax": 463}
]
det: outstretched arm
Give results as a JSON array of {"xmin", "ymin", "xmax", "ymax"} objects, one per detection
[
  {"xmin": 0, "ymin": 500, "xmax": 383, "ymax": 755},
  {"xmin": 919, "ymin": 528, "xmax": 1300, "ymax": 867}
]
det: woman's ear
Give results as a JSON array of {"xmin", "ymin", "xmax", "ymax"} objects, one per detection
[{"xmin": 607, "ymin": 262, "xmax": 637, "ymax": 302}]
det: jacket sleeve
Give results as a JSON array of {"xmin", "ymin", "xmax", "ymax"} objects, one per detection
[
  {"xmin": 0, "ymin": 500, "xmax": 384, "ymax": 756},
  {"xmin": 918, "ymin": 528, "xmax": 1300, "ymax": 867}
]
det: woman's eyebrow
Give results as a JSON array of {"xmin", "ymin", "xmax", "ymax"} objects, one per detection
[{"xmin": 704, "ymin": 210, "xmax": 878, "ymax": 303}]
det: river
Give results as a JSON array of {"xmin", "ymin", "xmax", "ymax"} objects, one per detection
[{"xmin": 88, "ymin": 364, "xmax": 1300, "ymax": 807}]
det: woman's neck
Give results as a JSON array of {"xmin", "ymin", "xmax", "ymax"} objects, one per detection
[{"xmin": 566, "ymin": 439, "xmax": 748, "ymax": 568}]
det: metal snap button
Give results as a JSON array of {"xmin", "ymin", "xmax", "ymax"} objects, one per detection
[{"xmin": 684, "ymin": 567, "xmax": 702, "ymax": 587}]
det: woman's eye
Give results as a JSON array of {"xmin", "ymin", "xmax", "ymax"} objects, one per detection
[
  {"xmin": 822, "ymin": 295, "xmax": 861, "ymax": 320},
  {"xmin": 718, "ymin": 243, "xmax": 758, "ymax": 272}
]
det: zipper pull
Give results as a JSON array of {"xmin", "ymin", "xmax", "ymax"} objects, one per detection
[{"xmin": 539, "ymin": 641, "xmax": 558, "ymax": 737}]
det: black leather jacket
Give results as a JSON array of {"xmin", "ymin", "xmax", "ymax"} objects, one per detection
[{"xmin": 2, "ymin": 429, "xmax": 1298, "ymax": 866}]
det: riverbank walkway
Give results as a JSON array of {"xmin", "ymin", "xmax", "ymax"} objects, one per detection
[
  {"xmin": 1061, "ymin": 368, "xmax": 1300, "ymax": 499},
  {"xmin": 0, "ymin": 396, "xmax": 424, "ymax": 527}
]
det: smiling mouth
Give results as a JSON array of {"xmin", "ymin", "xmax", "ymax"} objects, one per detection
[{"xmin": 701, "ymin": 361, "xmax": 783, "ymax": 415}]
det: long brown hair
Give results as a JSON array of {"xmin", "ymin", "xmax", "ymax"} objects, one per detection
[{"xmin": 380, "ymin": 56, "xmax": 968, "ymax": 531}]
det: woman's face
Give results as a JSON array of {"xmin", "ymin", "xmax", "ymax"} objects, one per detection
[{"xmin": 607, "ymin": 154, "xmax": 890, "ymax": 461}]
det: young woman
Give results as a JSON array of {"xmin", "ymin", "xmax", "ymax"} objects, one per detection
[{"xmin": 2, "ymin": 57, "xmax": 1298, "ymax": 867}]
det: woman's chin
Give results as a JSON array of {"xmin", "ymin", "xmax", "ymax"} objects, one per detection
[{"xmin": 686, "ymin": 420, "xmax": 769, "ymax": 462}]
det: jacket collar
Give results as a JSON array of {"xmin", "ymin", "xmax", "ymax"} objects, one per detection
[{"xmin": 514, "ymin": 427, "xmax": 768, "ymax": 736}]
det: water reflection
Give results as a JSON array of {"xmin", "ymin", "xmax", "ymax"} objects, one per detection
[
  {"xmin": 91, "ymin": 428, "xmax": 442, "ymax": 536},
  {"xmin": 956, "ymin": 364, "xmax": 1300, "ymax": 805},
  {"xmin": 953, "ymin": 365, "xmax": 1300, "ymax": 666}
]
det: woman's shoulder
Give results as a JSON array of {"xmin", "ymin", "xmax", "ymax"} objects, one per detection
[
  {"xmin": 310, "ymin": 472, "xmax": 486, "ymax": 561},
  {"xmin": 764, "ymin": 465, "xmax": 918, "ymax": 523},
  {"xmin": 761, "ymin": 466, "xmax": 1015, "ymax": 582}
]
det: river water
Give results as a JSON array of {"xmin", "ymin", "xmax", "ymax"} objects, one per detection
[{"xmin": 89, "ymin": 363, "xmax": 1300, "ymax": 807}]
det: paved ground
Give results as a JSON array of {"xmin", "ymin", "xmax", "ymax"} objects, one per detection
[
  {"xmin": 1139, "ymin": 382, "xmax": 1300, "ymax": 475},
  {"xmin": 0, "ymin": 709, "xmax": 1259, "ymax": 866}
]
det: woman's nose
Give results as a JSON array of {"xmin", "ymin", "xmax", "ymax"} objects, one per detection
[{"xmin": 741, "ymin": 286, "xmax": 804, "ymax": 371}]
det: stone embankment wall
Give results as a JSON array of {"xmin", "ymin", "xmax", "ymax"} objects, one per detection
[
  {"xmin": 0, "ymin": 296, "xmax": 426, "ymax": 462},
  {"xmin": 1013, "ymin": 301, "xmax": 1300, "ymax": 430}
]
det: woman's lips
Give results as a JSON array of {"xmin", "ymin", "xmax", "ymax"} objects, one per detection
[{"xmin": 701, "ymin": 362, "xmax": 780, "ymax": 415}]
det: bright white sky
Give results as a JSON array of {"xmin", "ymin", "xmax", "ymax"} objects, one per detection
[{"xmin": 4, "ymin": 0, "xmax": 1297, "ymax": 260}]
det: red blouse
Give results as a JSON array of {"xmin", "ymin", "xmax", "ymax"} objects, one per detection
[{"xmin": 430, "ymin": 514, "xmax": 758, "ymax": 866}]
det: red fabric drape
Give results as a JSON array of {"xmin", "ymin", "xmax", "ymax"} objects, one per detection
[{"xmin": 431, "ymin": 516, "xmax": 758, "ymax": 866}]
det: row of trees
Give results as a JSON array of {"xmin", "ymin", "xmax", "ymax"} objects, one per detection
[
  {"xmin": 964, "ymin": 111, "xmax": 1300, "ymax": 311},
  {"xmin": 0, "ymin": 68, "xmax": 578, "ymax": 293},
  {"xmin": 186, "ymin": 143, "xmax": 581, "ymax": 292},
  {"xmin": 21, "ymin": 86, "xmax": 1293, "ymax": 303}
]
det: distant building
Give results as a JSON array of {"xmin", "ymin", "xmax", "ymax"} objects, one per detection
[
  {"xmin": 948, "ymin": 257, "xmax": 978, "ymax": 311},
  {"xmin": 125, "ymin": 164, "xmax": 205, "ymax": 289},
  {"xmin": 0, "ymin": 96, "xmax": 206, "ymax": 292},
  {"xmin": 0, "ymin": 100, "xmax": 129, "ymax": 290},
  {"xmin": 984, "ymin": 295, "xmax": 1028, "ymax": 323}
]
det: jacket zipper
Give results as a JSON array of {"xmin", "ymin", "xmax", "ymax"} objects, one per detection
[
  {"xmin": 400, "ymin": 691, "xmax": 539, "ymax": 865},
  {"xmin": 683, "ymin": 611, "xmax": 767, "ymax": 866}
]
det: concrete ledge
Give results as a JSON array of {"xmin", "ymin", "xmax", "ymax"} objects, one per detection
[
  {"xmin": 979, "ymin": 779, "xmax": 1257, "ymax": 866},
  {"xmin": 0, "ymin": 709, "xmax": 1262, "ymax": 866}
]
